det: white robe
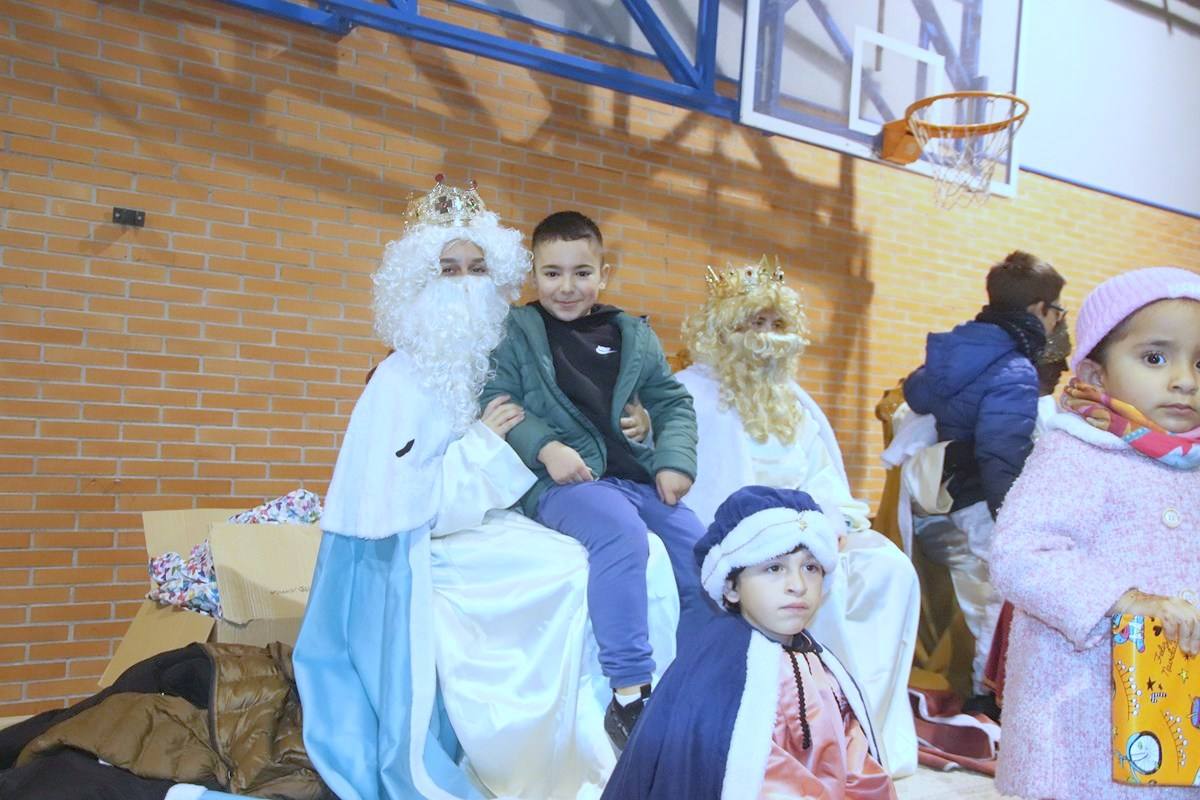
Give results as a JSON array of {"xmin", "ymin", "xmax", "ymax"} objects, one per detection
[
  {"xmin": 295, "ymin": 350, "xmax": 680, "ymax": 800},
  {"xmin": 431, "ymin": 512, "xmax": 679, "ymax": 799},
  {"xmin": 676, "ymin": 365, "xmax": 920, "ymax": 778}
]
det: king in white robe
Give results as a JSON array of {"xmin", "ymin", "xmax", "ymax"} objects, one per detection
[
  {"xmin": 290, "ymin": 179, "xmax": 680, "ymax": 800},
  {"xmin": 294, "ymin": 349, "xmax": 535, "ymax": 800},
  {"xmin": 676, "ymin": 364, "xmax": 919, "ymax": 777},
  {"xmin": 674, "ymin": 260, "xmax": 919, "ymax": 778}
]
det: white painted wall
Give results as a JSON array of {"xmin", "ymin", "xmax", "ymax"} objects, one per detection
[{"xmin": 1019, "ymin": 0, "xmax": 1200, "ymax": 215}]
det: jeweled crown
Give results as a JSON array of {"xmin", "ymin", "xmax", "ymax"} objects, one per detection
[
  {"xmin": 403, "ymin": 174, "xmax": 486, "ymax": 230},
  {"xmin": 704, "ymin": 255, "xmax": 786, "ymax": 300}
]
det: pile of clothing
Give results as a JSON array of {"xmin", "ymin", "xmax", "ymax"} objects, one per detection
[{"xmin": 0, "ymin": 642, "xmax": 332, "ymax": 799}]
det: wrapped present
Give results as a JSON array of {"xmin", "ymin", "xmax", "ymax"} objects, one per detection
[
  {"xmin": 1112, "ymin": 613, "xmax": 1200, "ymax": 786},
  {"xmin": 148, "ymin": 540, "xmax": 221, "ymax": 617},
  {"xmin": 228, "ymin": 488, "xmax": 322, "ymax": 525}
]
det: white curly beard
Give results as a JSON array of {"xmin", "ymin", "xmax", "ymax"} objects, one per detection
[{"xmin": 390, "ymin": 276, "xmax": 511, "ymax": 434}]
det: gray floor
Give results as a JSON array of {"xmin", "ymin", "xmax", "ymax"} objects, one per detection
[
  {"xmin": 898, "ymin": 767, "xmax": 1015, "ymax": 799},
  {"xmin": 1, "ymin": 714, "xmax": 1015, "ymax": 799}
]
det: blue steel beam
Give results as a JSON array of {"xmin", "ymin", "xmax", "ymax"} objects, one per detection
[
  {"xmin": 443, "ymin": 0, "xmax": 668, "ymax": 64},
  {"xmin": 618, "ymin": 0, "xmax": 700, "ymax": 87},
  {"xmin": 958, "ymin": 0, "xmax": 987, "ymax": 90},
  {"xmin": 805, "ymin": 0, "xmax": 895, "ymax": 122},
  {"xmin": 220, "ymin": 0, "xmax": 737, "ymax": 118},
  {"xmin": 217, "ymin": 0, "xmax": 353, "ymax": 33},
  {"xmin": 694, "ymin": 0, "xmax": 720, "ymax": 90},
  {"xmin": 755, "ymin": 0, "xmax": 797, "ymax": 109},
  {"xmin": 910, "ymin": 0, "xmax": 973, "ymax": 90}
]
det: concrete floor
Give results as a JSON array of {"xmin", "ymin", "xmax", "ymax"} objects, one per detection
[
  {"xmin": 899, "ymin": 766, "xmax": 1014, "ymax": 799},
  {"xmin": 3, "ymin": 714, "xmax": 1014, "ymax": 799}
]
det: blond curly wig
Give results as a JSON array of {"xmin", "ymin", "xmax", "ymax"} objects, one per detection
[{"xmin": 683, "ymin": 277, "xmax": 811, "ymax": 444}]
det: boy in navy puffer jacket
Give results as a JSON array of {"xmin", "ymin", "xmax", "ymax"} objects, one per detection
[{"xmin": 903, "ymin": 251, "xmax": 1065, "ymax": 711}]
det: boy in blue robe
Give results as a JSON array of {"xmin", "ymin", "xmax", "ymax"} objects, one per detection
[{"xmin": 602, "ymin": 487, "xmax": 896, "ymax": 800}]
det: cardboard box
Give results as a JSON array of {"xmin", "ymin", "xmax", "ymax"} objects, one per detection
[{"xmin": 100, "ymin": 508, "xmax": 322, "ymax": 687}]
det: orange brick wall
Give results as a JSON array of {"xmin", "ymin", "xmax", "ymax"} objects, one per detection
[{"xmin": 1, "ymin": 0, "xmax": 1198, "ymax": 711}]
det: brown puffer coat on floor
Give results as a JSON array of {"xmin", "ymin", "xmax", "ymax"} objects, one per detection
[{"xmin": 17, "ymin": 641, "xmax": 332, "ymax": 800}]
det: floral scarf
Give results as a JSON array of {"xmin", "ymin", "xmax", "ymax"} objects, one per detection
[{"xmin": 1061, "ymin": 379, "xmax": 1200, "ymax": 469}]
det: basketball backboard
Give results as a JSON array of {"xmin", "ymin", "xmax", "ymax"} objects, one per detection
[{"xmin": 739, "ymin": 0, "xmax": 1025, "ymax": 197}]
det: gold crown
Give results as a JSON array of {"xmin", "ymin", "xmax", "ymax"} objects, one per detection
[
  {"xmin": 704, "ymin": 255, "xmax": 786, "ymax": 300},
  {"xmin": 403, "ymin": 174, "xmax": 487, "ymax": 230}
]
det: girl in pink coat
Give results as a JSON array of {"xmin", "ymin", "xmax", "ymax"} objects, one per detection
[{"xmin": 990, "ymin": 266, "xmax": 1200, "ymax": 799}]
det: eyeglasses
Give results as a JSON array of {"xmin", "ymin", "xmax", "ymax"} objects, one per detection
[{"xmin": 1047, "ymin": 302, "xmax": 1067, "ymax": 319}]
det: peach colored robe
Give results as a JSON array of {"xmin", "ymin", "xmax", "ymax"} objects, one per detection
[{"xmin": 759, "ymin": 651, "xmax": 897, "ymax": 800}]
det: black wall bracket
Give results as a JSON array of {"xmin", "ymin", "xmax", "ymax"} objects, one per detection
[{"xmin": 112, "ymin": 207, "xmax": 146, "ymax": 227}]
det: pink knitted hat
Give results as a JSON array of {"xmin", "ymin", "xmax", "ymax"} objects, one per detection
[{"xmin": 1072, "ymin": 267, "xmax": 1200, "ymax": 371}]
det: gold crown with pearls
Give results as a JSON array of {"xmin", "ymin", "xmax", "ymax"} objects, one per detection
[
  {"xmin": 704, "ymin": 255, "xmax": 786, "ymax": 300},
  {"xmin": 403, "ymin": 174, "xmax": 486, "ymax": 230}
]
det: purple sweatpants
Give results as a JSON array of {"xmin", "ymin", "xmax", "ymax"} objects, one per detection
[{"xmin": 536, "ymin": 476, "xmax": 712, "ymax": 688}]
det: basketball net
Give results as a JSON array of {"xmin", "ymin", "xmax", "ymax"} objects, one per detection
[{"xmin": 906, "ymin": 93, "xmax": 1028, "ymax": 208}]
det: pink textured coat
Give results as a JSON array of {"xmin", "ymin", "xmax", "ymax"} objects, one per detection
[{"xmin": 990, "ymin": 412, "xmax": 1199, "ymax": 800}]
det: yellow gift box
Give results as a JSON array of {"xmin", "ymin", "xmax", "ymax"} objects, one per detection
[{"xmin": 1112, "ymin": 614, "xmax": 1200, "ymax": 787}]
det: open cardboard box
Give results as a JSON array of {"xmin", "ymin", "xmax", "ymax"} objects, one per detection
[{"xmin": 99, "ymin": 508, "xmax": 322, "ymax": 687}]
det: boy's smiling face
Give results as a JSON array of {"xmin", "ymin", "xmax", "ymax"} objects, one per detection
[
  {"xmin": 723, "ymin": 548, "xmax": 824, "ymax": 644},
  {"xmin": 532, "ymin": 237, "xmax": 610, "ymax": 322}
]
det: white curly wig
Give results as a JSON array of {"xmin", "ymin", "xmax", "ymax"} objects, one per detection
[
  {"xmin": 373, "ymin": 210, "xmax": 531, "ymax": 341},
  {"xmin": 371, "ymin": 212, "xmax": 531, "ymax": 432}
]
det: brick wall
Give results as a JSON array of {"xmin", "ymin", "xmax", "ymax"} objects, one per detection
[{"xmin": 1, "ymin": 0, "xmax": 1198, "ymax": 711}]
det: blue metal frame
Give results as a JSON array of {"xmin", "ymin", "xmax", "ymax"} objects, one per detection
[
  {"xmin": 618, "ymin": 0, "xmax": 699, "ymax": 87},
  {"xmin": 755, "ymin": 0, "xmax": 991, "ymax": 134},
  {"xmin": 910, "ymin": 0, "xmax": 981, "ymax": 91},
  {"xmin": 213, "ymin": 0, "xmax": 736, "ymax": 119},
  {"xmin": 804, "ymin": 0, "xmax": 895, "ymax": 121},
  {"xmin": 695, "ymin": 0, "xmax": 720, "ymax": 90},
  {"xmin": 218, "ymin": 0, "xmax": 353, "ymax": 34},
  {"xmin": 441, "ymin": 0, "xmax": 667, "ymax": 65}
]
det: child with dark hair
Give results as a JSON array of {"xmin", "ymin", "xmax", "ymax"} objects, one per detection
[
  {"xmin": 602, "ymin": 486, "xmax": 895, "ymax": 800},
  {"xmin": 481, "ymin": 210, "xmax": 708, "ymax": 750},
  {"xmin": 990, "ymin": 267, "xmax": 1200, "ymax": 799},
  {"xmin": 903, "ymin": 250, "xmax": 1066, "ymax": 711}
]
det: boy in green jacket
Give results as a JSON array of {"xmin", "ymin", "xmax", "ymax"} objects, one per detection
[{"xmin": 480, "ymin": 211, "xmax": 709, "ymax": 751}]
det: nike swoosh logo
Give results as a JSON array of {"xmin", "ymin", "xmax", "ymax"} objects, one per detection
[{"xmin": 595, "ymin": 345, "xmax": 614, "ymax": 355}]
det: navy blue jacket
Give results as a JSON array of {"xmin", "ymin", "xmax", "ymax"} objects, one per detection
[
  {"xmin": 904, "ymin": 321, "xmax": 1039, "ymax": 517},
  {"xmin": 601, "ymin": 613, "xmax": 880, "ymax": 800}
]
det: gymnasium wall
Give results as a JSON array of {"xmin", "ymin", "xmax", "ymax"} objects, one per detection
[
  {"xmin": 2, "ymin": 0, "xmax": 1199, "ymax": 711},
  {"xmin": 1020, "ymin": 0, "xmax": 1200, "ymax": 216}
]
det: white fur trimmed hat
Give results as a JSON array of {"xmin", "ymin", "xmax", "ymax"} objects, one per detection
[{"xmin": 696, "ymin": 486, "xmax": 839, "ymax": 604}]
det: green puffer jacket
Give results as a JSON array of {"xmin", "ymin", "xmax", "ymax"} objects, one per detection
[{"xmin": 482, "ymin": 304, "xmax": 698, "ymax": 516}]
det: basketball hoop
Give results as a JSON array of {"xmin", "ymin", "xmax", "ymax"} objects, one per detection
[{"xmin": 879, "ymin": 91, "xmax": 1029, "ymax": 208}]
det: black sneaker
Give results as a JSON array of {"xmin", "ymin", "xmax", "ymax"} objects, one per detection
[{"xmin": 604, "ymin": 685, "xmax": 651, "ymax": 751}]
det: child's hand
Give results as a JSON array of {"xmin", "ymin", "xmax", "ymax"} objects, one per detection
[
  {"xmin": 655, "ymin": 469, "xmax": 693, "ymax": 506},
  {"xmin": 1116, "ymin": 590, "xmax": 1200, "ymax": 656},
  {"xmin": 481, "ymin": 395, "xmax": 524, "ymax": 437},
  {"xmin": 538, "ymin": 441, "xmax": 594, "ymax": 484},
  {"xmin": 620, "ymin": 400, "xmax": 651, "ymax": 443}
]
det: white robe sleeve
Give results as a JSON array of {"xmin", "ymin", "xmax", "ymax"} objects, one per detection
[
  {"xmin": 432, "ymin": 421, "xmax": 535, "ymax": 536},
  {"xmin": 675, "ymin": 366, "xmax": 756, "ymax": 527},
  {"xmin": 678, "ymin": 366, "xmax": 872, "ymax": 532},
  {"xmin": 792, "ymin": 418, "xmax": 873, "ymax": 535},
  {"xmin": 320, "ymin": 352, "xmax": 534, "ymax": 540}
]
